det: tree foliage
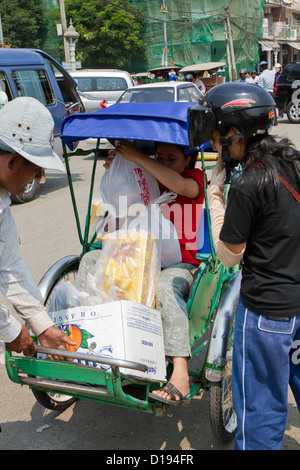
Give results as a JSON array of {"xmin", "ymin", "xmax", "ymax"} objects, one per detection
[
  {"xmin": 64, "ymin": 0, "xmax": 147, "ymax": 71},
  {"xmin": 0, "ymin": 0, "xmax": 47, "ymax": 48}
]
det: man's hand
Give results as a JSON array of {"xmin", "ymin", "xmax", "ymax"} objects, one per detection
[
  {"xmin": 38, "ymin": 326, "xmax": 76, "ymax": 361},
  {"xmin": 5, "ymin": 325, "xmax": 35, "ymax": 356}
]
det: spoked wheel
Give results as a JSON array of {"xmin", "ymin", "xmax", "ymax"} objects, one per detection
[
  {"xmin": 208, "ymin": 330, "xmax": 237, "ymax": 444},
  {"xmin": 33, "ymin": 260, "xmax": 80, "ymax": 411},
  {"xmin": 31, "ymin": 388, "xmax": 77, "ymax": 411}
]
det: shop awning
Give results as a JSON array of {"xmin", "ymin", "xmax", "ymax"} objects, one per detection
[
  {"xmin": 179, "ymin": 62, "xmax": 226, "ymax": 73},
  {"xmin": 287, "ymin": 41, "xmax": 300, "ymax": 50},
  {"xmin": 259, "ymin": 40, "xmax": 280, "ymax": 51}
]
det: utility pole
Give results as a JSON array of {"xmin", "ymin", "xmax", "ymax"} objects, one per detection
[
  {"xmin": 224, "ymin": 7, "xmax": 237, "ymax": 81},
  {"xmin": 0, "ymin": 14, "xmax": 3, "ymax": 46},
  {"xmin": 58, "ymin": 0, "xmax": 70, "ymax": 62},
  {"xmin": 161, "ymin": 1, "xmax": 169, "ymax": 67},
  {"xmin": 223, "ymin": 17, "xmax": 232, "ymax": 82}
]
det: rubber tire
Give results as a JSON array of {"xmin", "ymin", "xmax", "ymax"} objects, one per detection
[
  {"xmin": 209, "ymin": 380, "xmax": 237, "ymax": 444},
  {"xmin": 32, "ymin": 388, "xmax": 77, "ymax": 411},
  {"xmin": 32, "ymin": 261, "xmax": 79, "ymax": 411},
  {"xmin": 286, "ymin": 101, "xmax": 300, "ymax": 124},
  {"xmin": 208, "ymin": 320, "xmax": 237, "ymax": 444},
  {"xmin": 10, "ymin": 179, "xmax": 39, "ymax": 203}
]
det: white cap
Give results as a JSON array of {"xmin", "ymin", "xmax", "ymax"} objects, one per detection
[{"xmin": 0, "ymin": 97, "xmax": 64, "ymax": 172}]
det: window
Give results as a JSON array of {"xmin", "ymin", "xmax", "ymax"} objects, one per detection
[
  {"xmin": 118, "ymin": 87, "xmax": 175, "ymax": 103},
  {"xmin": 74, "ymin": 76, "xmax": 128, "ymax": 92},
  {"xmin": 287, "ymin": 65, "xmax": 300, "ymax": 81},
  {"xmin": 46, "ymin": 60, "xmax": 77, "ymax": 106},
  {"xmin": 186, "ymin": 86, "xmax": 202, "ymax": 102},
  {"xmin": 95, "ymin": 77, "xmax": 127, "ymax": 91},
  {"xmin": 11, "ymin": 69, "xmax": 54, "ymax": 105},
  {"xmin": 0, "ymin": 71, "xmax": 13, "ymax": 101},
  {"xmin": 74, "ymin": 77, "xmax": 93, "ymax": 92},
  {"xmin": 178, "ymin": 87, "xmax": 190, "ymax": 101}
]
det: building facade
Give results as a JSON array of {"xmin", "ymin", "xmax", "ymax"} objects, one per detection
[{"xmin": 261, "ymin": 0, "xmax": 300, "ymax": 67}]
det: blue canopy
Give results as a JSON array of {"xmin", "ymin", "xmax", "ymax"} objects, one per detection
[{"xmin": 60, "ymin": 102, "xmax": 210, "ymax": 152}]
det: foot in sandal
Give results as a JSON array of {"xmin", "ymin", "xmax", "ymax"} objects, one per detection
[{"xmin": 148, "ymin": 357, "xmax": 190, "ymax": 405}]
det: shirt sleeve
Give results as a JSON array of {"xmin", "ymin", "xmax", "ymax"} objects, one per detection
[
  {"xmin": 0, "ymin": 205, "xmax": 54, "ymax": 338},
  {"xmin": 0, "ymin": 304, "xmax": 22, "ymax": 342},
  {"xmin": 184, "ymin": 168, "xmax": 206, "ymax": 202}
]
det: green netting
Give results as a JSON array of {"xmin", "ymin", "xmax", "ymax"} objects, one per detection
[
  {"xmin": 40, "ymin": 0, "xmax": 64, "ymax": 63},
  {"xmin": 130, "ymin": 0, "xmax": 264, "ymax": 78}
]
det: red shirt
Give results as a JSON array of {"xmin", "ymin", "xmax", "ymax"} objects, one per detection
[{"xmin": 159, "ymin": 168, "xmax": 206, "ymax": 265}]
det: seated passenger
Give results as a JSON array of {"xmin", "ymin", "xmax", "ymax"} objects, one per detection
[{"xmin": 109, "ymin": 140, "xmax": 206, "ymax": 405}]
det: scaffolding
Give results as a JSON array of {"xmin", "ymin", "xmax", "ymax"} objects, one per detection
[{"xmin": 130, "ymin": 0, "xmax": 264, "ymax": 78}]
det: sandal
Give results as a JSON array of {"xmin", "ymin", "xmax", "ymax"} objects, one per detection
[{"xmin": 148, "ymin": 382, "xmax": 186, "ymax": 406}]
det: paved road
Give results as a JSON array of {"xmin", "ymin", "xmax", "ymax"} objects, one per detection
[{"xmin": 0, "ymin": 121, "xmax": 300, "ymax": 451}]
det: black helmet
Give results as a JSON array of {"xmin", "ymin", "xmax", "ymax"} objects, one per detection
[
  {"xmin": 188, "ymin": 82, "xmax": 276, "ymax": 182},
  {"xmin": 185, "ymin": 74, "xmax": 194, "ymax": 82},
  {"xmin": 188, "ymin": 82, "xmax": 275, "ymax": 148},
  {"xmin": 239, "ymin": 68, "xmax": 249, "ymax": 76}
]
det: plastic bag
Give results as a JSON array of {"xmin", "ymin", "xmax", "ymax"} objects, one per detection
[
  {"xmin": 48, "ymin": 281, "xmax": 103, "ymax": 312},
  {"xmin": 86, "ymin": 229, "xmax": 160, "ymax": 308},
  {"xmin": 123, "ymin": 192, "xmax": 182, "ymax": 268},
  {"xmin": 100, "ymin": 154, "xmax": 160, "ymax": 217},
  {"xmin": 89, "ymin": 197, "xmax": 119, "ymax": 242}
]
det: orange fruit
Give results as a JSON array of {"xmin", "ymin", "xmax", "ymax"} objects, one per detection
[{"xmin": 65, "ymin": 324, "xmax": 82, "ymax": 352}]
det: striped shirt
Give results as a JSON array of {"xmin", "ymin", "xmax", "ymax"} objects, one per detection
[{"xmin": 0, "ymin": 189, "xmax": 53, "ymax": 342}]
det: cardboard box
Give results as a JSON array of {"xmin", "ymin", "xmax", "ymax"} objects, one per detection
[{"xmin": 48, "ymin": 300, "xmax": 167, "ymax": 383}]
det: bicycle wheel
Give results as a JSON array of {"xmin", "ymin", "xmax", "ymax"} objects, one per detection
[
  {"xmin": 208, "ymin": 329, "xmax": 237, "ymax": 444},
  {"xmin": 32, "ymin": 260, "xmax": 79, "ymax": 411}
]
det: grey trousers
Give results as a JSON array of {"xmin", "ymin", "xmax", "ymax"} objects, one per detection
[{"xmin": 155, "ymin": 262, "xmax": 198, "ymax": 358}]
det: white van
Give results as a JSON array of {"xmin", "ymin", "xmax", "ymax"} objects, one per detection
[{"xmin": 70, "ymin": 69, "xmax": 134, "ymax": 112}]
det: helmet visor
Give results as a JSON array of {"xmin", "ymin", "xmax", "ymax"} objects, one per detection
[{"xmin": 188, "ymin": 103, "xmax": 216, "ymax": 148}]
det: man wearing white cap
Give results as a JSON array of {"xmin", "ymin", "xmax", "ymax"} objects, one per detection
[{"xmin": 0, "ymin": 97, "xmax": 75, "ymax": 358}]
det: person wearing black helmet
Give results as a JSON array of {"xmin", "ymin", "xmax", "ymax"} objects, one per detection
[
  {"xmin": 237, "ymin": 68, "xmax": 251, "ymax": 83},
  {"xmin": 188, "ymin": 82, "xmax": 300, "ymax": 450},
  {"xmin": 185, "ymin": 73, "xmax": 194, "ymax": 82},
  {"xmin": 250, "ymin": 70, "xmax": 259, "ymax": 84}
]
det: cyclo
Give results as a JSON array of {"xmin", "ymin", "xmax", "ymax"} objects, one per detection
[{"xmin": 5, "ymin": 102, "xmax": 241, "ymax": 444}]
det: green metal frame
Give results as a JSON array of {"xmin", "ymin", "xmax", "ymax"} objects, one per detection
[{"xmin": 5, "ymin": 141, "xmax": 237, "ymax": 416}]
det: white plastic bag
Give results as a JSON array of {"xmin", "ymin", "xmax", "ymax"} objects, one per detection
[
  {"xmin": 48, "ymin": 281, "xmax": 103, "ymax": 312},
  {"xmin": 123, "ymin": 192, "xmax": 182, "ymax": 268},
  {"xmin": 100, "ymin": 154, "xmax": 160, "ymax": 217}
]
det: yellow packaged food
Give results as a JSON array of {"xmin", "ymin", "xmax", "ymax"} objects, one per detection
[{"xmin": 92, "ymin": 229, "xmax": 160, "ymax": 308}]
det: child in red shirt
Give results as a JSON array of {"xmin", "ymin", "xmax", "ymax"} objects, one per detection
[{"xmin": 115, "ymin": 140, "xmax": 205, "ymax": 405}]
